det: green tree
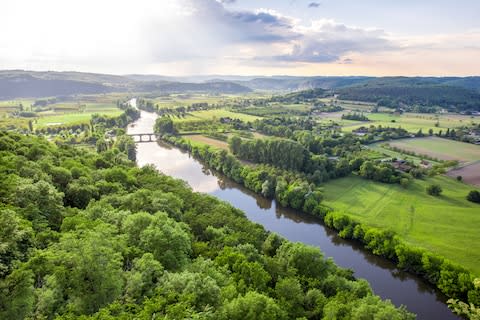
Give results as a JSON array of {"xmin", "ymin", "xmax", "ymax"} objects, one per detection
[
  {"xmin": 0, "ymin": 268, "xmax": 34, "ymax": 320},
  {"xmin": 0, "ymin": 210, "xmax": 33, "ymax": 277},
  {"xmin": 467, "ymin": 190, "xmax": 480, "ymax": 204},
  {"xmin": 276, "ymin": 242, "xmax": 332, "ymax": 279},
  {"xmin": 426, "ymin": 184, "xmax": 442, "ymax": 196},
  {"xmin": 275, "ymin": 277, "xmax": 305, "ymax": 318},
  {"xmin": 220, "ymin": 291, "xmax": 287, "ymax": 320},
  {"xmin": 154, "ymin": 117, "xmax": 176, "ymax": 135},
  {"xmin": 124, "ymin": 253, "xmax": 164, "ymax": 302},
  {"xmin": 123, "ymin": 212, "xmax": 191, "ymax": 270},
  {"xmin": 15, "ymin": 179, "xmax": 64, "ymax": 230},
  {"xmin": 36, "ymin": 227, "xmax": 124, "ymax": 316},
  {"xmin": 114, "ymin": 135, "xmax": 136, "ymax": 161}
]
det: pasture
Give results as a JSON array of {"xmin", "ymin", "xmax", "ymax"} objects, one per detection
[
  {"xmin": 343, "ymin": 112, "xmax": 476, "ymax": 134},
  {"xmin": 322, "ymin": 175, "xmax": 480, "ymax": 274},
  {"xmin": 172, "ymin": 109, "xmax": 261, "ymax": 123},
  {"xmin": 184, "ymin": 134, "xmax": 229, "ymax": 150},
  {"xmin": 367, "ymin": 142, "xmax": 443, "ymax": 165},
  {"xmin": 35, "ymin": 102, "xmax": 122, "ymax": 128},
  {"xmin": 150, "ymin": 94, "xmax": 234, "ymax": 109},
  {"xmin": 386, "ymin": 137, "xmax": 480, "ymax": 163}
]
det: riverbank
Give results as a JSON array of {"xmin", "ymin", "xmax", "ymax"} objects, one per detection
[
  {"xmin": 161, "ymin": 132, "xmax": 475, "ymax": 309},
  {"xmin": 129, "ymin": 111, "xmax": 462, "ymax": 319}
]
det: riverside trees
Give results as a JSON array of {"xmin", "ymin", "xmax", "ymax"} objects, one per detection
[{"xmin": 0, "ymin": 131, "xmax": 415, "ymax": 319}]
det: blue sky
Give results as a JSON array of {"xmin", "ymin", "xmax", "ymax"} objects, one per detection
[{"xmin": 0, "ymin": 0, "xmax": 479, "ymax": 76}]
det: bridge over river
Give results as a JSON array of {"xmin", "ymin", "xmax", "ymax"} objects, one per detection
[{"xmin": 127, "ymin": 133, "xmax": 160, "ymax": 143}]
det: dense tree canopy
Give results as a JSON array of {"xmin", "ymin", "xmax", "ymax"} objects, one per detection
[{"xmin": 0, "ymin": 131, "xmax": 415, "ymax": 319}]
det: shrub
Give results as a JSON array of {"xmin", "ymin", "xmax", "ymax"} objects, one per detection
[
  {"xmin": 426, "ymin": 184, "xmax": 442, "ymax": 196},
  {"xmin": 467, "ymin": 190, "xmax": 480, "ymax": 204}
]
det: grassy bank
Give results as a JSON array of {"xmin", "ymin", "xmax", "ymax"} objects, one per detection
[{"xmin": 322, "ymin": 175, "xmax": 480, "ymax": 274}]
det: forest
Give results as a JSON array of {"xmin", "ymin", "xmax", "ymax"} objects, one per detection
[
  {"xmin": 0, "ymin": 126, "xmax": 417, "ymax": 319},
  {"xmin": 154, "ymin": 110, "xmax": 480, "ymax": 319}
]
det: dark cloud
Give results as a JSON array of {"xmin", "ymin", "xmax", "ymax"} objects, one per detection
[{"xmin": 308, "ymin": 2, "xmax": 321, "ymax": 8}]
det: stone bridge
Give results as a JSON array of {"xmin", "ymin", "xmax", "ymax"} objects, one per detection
[{"xmin": 127, "ymin": 133, "xmax": 160, "ymax": 143}]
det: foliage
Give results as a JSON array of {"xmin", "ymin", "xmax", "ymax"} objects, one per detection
[
  {"xmin": 426, "ymin": 184, "xmax": 443, "ymax": 196},
  {"xmin": 467, "ymin": 190, "xmax": 480, "ymax": 203},
  {"xmin": 0, "ymin": 131, "xmax": 414, "ymax": 319}
]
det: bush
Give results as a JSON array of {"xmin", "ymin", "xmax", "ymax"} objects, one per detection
[
  {"xmin": 426, "ymin": 184, "xmax": 442, "ymax": 196},
  {"xmin": 467, "ymin": 190, "xmax": 480, "ymax": 203}
]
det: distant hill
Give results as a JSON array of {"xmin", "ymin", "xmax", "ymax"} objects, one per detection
[
  {"xmin": 336, "ymin": 77, "xmax": 480, "ymax": 111},
  {"xmin": 236, "ymin": 76, "xmax": 371, "ymax": 91},
  {"xmin": 1, "ymin": 71, "xmax": 479, "ymax": 109},
  {"xmin": 0, "ymin": 74, "xmax": 113, "ymax": 99},
  {"xmin": 135, "ymin": 81, "xmax": 252, "ymax": 94},
  {"xmin": 0, "ymin": 70, "xmax": 252, "ymax": 99}
]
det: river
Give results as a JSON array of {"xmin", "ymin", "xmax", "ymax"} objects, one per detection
[{"xmin": 128, "ymin": 110, "xmax": 458, "ymax": 320}]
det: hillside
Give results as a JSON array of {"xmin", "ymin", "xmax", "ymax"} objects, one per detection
[
  {"xmin": 0, "ymin": 70, "xmax": 252, "ymax": 99},
  {"xmin": 337, "ymin": 77, "xmax": 480, "ymax": 111}
]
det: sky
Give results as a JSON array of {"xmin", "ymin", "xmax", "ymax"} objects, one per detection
[{"xmin": 1, "ymin": 0, "xmax": 479, "ymax": 76}]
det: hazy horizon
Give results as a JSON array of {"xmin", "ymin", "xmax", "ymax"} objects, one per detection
[{"xmin": 1, "ymin": 0, "xmax": 480, "ymax": 76}]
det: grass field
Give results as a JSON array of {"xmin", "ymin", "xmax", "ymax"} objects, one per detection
[
  {"xmin": 184, "ymin": 134, "xmax": 229, "ymax": 150},
  {"xmin": 172, "ymin": 109, "xmax": 261, "ymax": 123},
  {"xmin": 322, "ymin": 175, "xmax": 480, "ymax": 274},
  {"xmin": 343, "ymin": 112, "xmax": 477, "ymax": 134},
  {"xmin": 151, "ymin": 94, "xmax": 234, "ymax": 109},
  {"xmin": 367, "ymin": 142, "xmax": 443, "ymax": 165},
  {"xmin": 386, "ymin": 137, "xmax": 480, "ymax": 163},
  {"xmin": 35, "ymin": 102, "xmax": 122, "ymax": 128}
]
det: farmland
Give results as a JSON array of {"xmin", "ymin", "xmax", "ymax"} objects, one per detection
[
  {"xmin": 446, "ymin": 161, "xmax": 480, "ymax": 186},
  {"xmin": 183, "ymin": 134, "xmax": 229, "ymax": 150},
  {"xmin": 385, "ymin": 137, "xmax": 480, "ymax": 163},
  {"xmin": 342, "ymin": 112, "xmax": 476, "ymax": 134},
  {"xmin": 35, "ymin": 102, "xmax": 122, "ymax": 128},
  {"xmin": 322, "ymin": 175, "xmax": 480, "ymax": 275},
  {"xmin": 171, "ymin": 109, "xmax": 261, "ymax": 123}
]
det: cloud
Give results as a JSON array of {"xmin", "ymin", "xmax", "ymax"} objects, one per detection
[
  {"xmin": 265, "ymin": 20, "xmax": 395, "ymax": 63},
  {"xmin": 308, "ymin": 2, "xmax": 321, "ymax": 8},
  {"xmin": 2, "ymin": 0, "xmax": 477, "ymax": 75},
  {"xmin": 146, "ymin": 1, "xmax": 394, "ymax": 68}
]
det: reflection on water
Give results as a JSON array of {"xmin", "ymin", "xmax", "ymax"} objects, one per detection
[{"xmin": 129, "ymin": 111, "xmax": 459, "ymax": 320}]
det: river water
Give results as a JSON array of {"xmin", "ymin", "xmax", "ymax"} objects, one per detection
[{"xmin": 128, "ymin": 110, "xmax": 458, "ymax": 320}]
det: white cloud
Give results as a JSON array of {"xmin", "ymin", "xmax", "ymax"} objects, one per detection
[{"xmin": 0, "ymin": 0, "xmax": 478, "ymax": 75}]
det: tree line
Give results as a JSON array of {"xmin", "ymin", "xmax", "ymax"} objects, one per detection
[
  {"xmin": 156, "ymin": 126, "xmax": 479, "ymax": 317},
  {"xmin": 0, "ymin": 131, "xmax": 416, "ymax": 319}
]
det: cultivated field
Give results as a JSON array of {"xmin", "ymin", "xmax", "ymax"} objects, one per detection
[
  {"xmin": 150, "ymin": 94, "xmax": 234, "ymax": 109},
  {"xmin": 343, "ymin": 112, "xmax": 477, "ymax": 134},
  {"xmin": 322, "ymin": 175, "xmax": 480, "ymax": 274},
  {"xmin": 184, "ymin": 134, "xmax": 229, "ymax": 150},
  {"xmin": 368, "ymin": 142, "xmax": 443, "ymax": 165},
  {"xmin": 446, "ymin": 161, "xmax": 480, "ymax": 186},
  {"xmin": 172, "ymin": 109, "xmax": 261, "ymax": 123},
  {"xmin": 386, "ymin": 137, "xmax": 480, "ymax": 163},
  {"xmin": 35, "ymin": 102, "xmax": 122, "ymax": 128}
]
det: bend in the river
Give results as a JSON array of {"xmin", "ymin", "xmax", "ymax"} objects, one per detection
[{"xmin": 128, "ymin": 110, "xmax": 459, "ymax": 320}]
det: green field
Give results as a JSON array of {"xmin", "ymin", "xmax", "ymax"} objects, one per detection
[
  {"xmin": 322, "ymin": 175, "xmax": 480, "ymax": 274},
  {"xmin": 343, "ymin": 112, "xmax": 476, "ymax": 134},
  {"xmin": 150, "ymin": 94, "xmax": 235, "ymax": 109},
  {"xmin": 34, "ymin": 102, "xmax": 121, "ymax": 128},
  {"xmin": 367, "ymin": 143, "xmax": 443, "ymax": 165},
  {"xmin": 385, "ymin": 137, "xmax": 480, "ymax": 163},
  {"xmin": 172, "ymin": 109, "xmax": 261, "ymax": 123}
]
